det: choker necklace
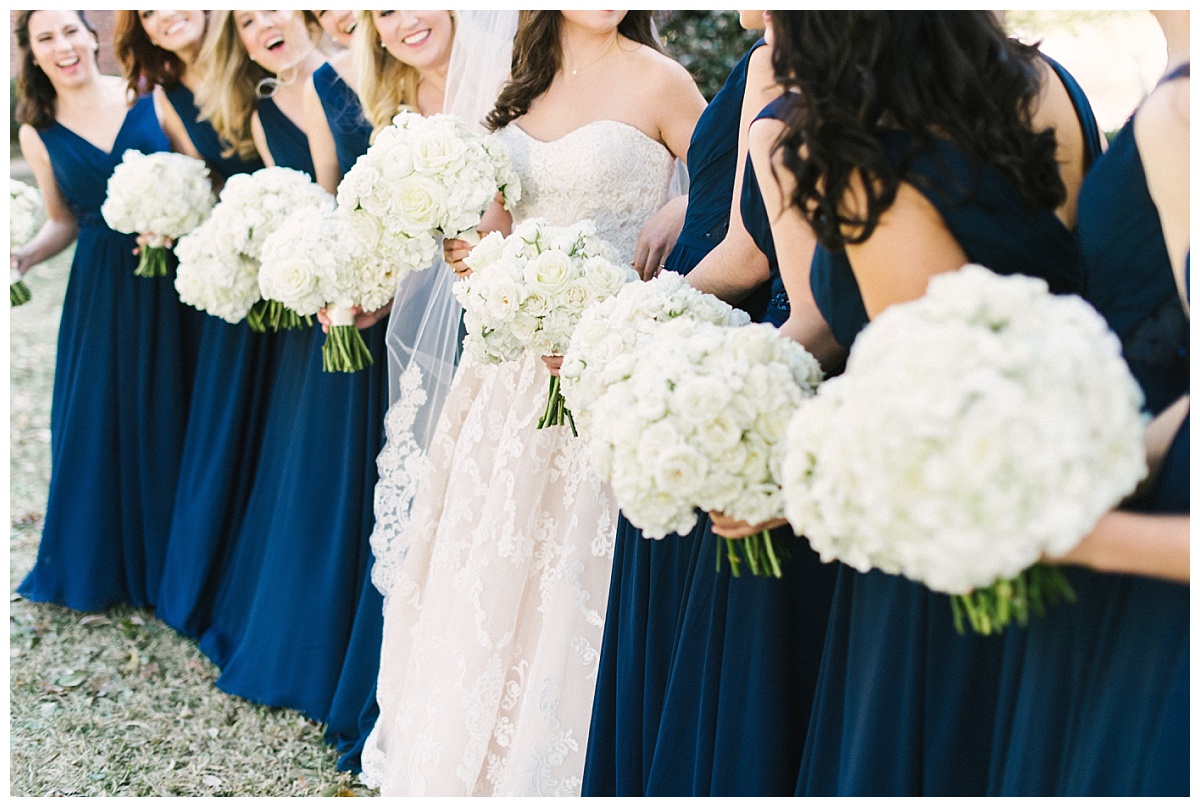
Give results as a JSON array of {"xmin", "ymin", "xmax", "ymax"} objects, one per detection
[{"xmin": 566, "ymin": 37, "xmax": 616, "ymax": 77}]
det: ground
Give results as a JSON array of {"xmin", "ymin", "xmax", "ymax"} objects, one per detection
[{"xmin": 9, "ymin": 250, "xmax": 375, "ymax": 796}]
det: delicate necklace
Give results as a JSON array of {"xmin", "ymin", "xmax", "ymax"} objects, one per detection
[{"xmin": 566, "ymin": 37, "xmax": 616, "ymax": 77}]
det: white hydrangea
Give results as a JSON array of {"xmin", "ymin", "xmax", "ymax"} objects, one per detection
[
  {"xmin": 258, "ymin": 206, "xmax": 353, "ymax": 315},
  {"xmin": 336, "ymin": 111, "xmax": 522, "ymax": 280},
  {"xmin": 100, "ymin": 149, "xmax": 213, "ymax": 244},
  {"xmin": 10, "ymin": 179, "xmax": 45, "ymax": 250},
  {"xmin": 560, "ymin": 270, "xmax": 751, "ymax": 438},
  {"xmin": 781, "ymin": 264, "xmax": 1148, "ymax": 596},
  {"xmin": 590, "ymin": 317, "xmax": 822, "ymax": 540},
  {"xmin": 173, "ymin": 166, "xmax": 333, "ymax": 323}
]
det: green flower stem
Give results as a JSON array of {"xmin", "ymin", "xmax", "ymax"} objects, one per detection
[
  {"xmin": 10, "ymin": 280, "xmax": 31, "ymax": 307},
  {"xmin": 718, "ymin": 530, "xmax": 786, "ymax": 579},
  {"xmin": 134, "ymin": 245, "xmax": 168, "ymax": 278},
  {"xmin": 322, "ymin": 324, "xmax": 374, "ymax": 372},
  {"xmin": 246, "ymin": 300, "xmax": 268, "ymax": 333},
  {"xmin": 950, "ymin": 564, "xmax": 1077, "ymax": 635}
]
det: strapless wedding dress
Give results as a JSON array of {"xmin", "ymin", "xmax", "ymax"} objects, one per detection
[{"xmin": 362, "ymin": 120, "xmax": 674, "ymax": 795}]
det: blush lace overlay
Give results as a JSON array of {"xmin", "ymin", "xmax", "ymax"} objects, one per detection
[{"xmin": 363, "ymin": 121, "xmax": 674, "ymax": 795}]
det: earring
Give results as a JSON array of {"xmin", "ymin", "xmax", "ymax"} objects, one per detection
[{"xmin": 249, "ymin": 54, "xmax": 256, "ymax": 62}]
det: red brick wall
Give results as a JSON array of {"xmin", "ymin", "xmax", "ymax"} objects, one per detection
[{"xmin": 10, "ymin": 10, "xmax": 120, "ymax": 78}]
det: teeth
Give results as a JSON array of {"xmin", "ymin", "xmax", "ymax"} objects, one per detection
[
  {"xmin": 166, "ymin": 20, "xmax": 186, "ymax": 35},
  {"xmin": 57, "ymin": 56, "xmax": 79, "ymax": 67},
  {"xmin": 402, "ymin": 29, "xmax": 430, "ymax": 45},
  {"xmin": 344, "ymin": 22, "xmax": 356, "ymax": 35},
  {"xmin": 266, "ymin": 37, "xmax": 284, "ymax": 49}
]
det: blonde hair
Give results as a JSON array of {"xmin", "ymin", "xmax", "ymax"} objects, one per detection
[
  {"xmin": 194, "ymin": 10, "xmax": 269, "ymax": 161},
  {"xmin": 353, "ymin": 11, "xmax": 454, "ymax": 141},
  {"xmin": 194, "ymin": 10, "xmax": 323, "ymax": 160}
]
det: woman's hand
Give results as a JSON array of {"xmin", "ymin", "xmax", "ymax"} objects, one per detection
[
  {"xmin": 443, "ymin": 237, "xmax": 474, "ymax": 277},
  {"xmin": 133, "ymin": 232, "xmax": 174, "ymax": 256},
  {"xmin": 542, "ymin": 354, "xmax": 563, "ymax": 377},
  {"xmin": 709, "ymin": 511, "xmax": 788, "ymax": 539},
  {"xmin": 11, "ymin": 251, "xmax": 31, "ymax": 277},
  {"xmin": 632, "ymin": 195, "xmax": 687, "ymax": 280}
]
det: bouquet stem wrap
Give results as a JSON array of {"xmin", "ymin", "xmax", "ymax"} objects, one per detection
[
  {"xmin": 323, "ymin": 306, "xmax": 374, "ymax": 373},
  {"xmin": 10, "ymin": 267, "xmax": 31, "ymax": 307}
]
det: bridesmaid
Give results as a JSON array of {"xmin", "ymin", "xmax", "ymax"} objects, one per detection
[
  {"xmin": 112, "ymin": 10, "xmax": 273, "ymax": 642},
  {"xmin": 992, "ymin": 10, "xmax": 1189, "ymax": 795},
  {"xmin": 763, "ymin": 11, "xmax": 1098, "ymax": 796},
  {"xmin": 13, "ymin": 10, "xmax": 195, "ymax": 612},
  {"xmin": 585, "ymin": 11, "xmax": 838, "ymax": 795},
  {"xmin": 638, "ymin": 14, "xmax": 842, "ymax": 797},
  {"xmin": 190, "ymin": 8, "xmax": 337, "ymax": 711},
  {"xmin": 299, "ymin": 7, "xmax": 387, "ymax": 774}
]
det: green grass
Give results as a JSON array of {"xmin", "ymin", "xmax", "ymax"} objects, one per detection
[{"xmin": 9, "ymin": 248, "xmax": 374, "ymax": 796}]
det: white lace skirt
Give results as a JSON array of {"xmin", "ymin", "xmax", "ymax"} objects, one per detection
[{"xmin": 362, "ymin": 351, "xmax": 617, "ymax": 796}]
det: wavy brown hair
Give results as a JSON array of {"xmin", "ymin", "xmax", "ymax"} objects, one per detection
[
  {"xmin": 770, "ymin": 11, "xmax": 1065, "ymax": 250},
  {"xmin": 485, "ymin": 11, "xmax": 662, "ymax": 131},
  {"xmin": 13, "ymin": 10, "xmax": 99, "ymax": 130},
  {"xmin": 113, "ymin": 10, "xmax": 195, "ymax": 99}
]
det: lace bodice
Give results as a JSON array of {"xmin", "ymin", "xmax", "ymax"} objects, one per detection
[{"xmin": 494, "ymin": 120, "xmax": 675, "ymax": 261}]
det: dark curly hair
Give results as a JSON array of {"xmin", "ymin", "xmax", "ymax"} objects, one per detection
[
  {"xmin": 14, "ymin": 10, "xmax": 99, "ymax": 130},
  {"xmin": 485, "ymin": 11, "xmax": 662, "ymax": 132},
  {"xmin": 769, "ymin": 11, "xmax": 1066, "ymax": 250},
  {"xmin": 114, "ymin": 10, "xmax": 196, "ymax": 99}
]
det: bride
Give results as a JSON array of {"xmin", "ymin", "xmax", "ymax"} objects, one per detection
[{"xmin": 362, "ymin": 10, "xmax": 704, "ymax": 796}]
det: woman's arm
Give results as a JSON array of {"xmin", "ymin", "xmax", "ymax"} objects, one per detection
[
  {"xmin": 685, "ymin": 44, "xmax": 777, "ymax": 302},
  {"xmin": 12, "ymin": 124, "xmax": 79, "ymax": 273},
  {"xmin": 1136, "ymin": 76, "xmax": 1190, "ymax": 311},
  {"xmin": 250, "ymin": 110, "xmax": 275, "ymax": 168},
  {"xmin": 303, "ymin": 76, "xmax": 342, "ymax": 194},
  {"xmin": 153, "ymin": 85, "xmax": 203, "ymax": 160},
  {"xmin": 746, "ymin": 116, "xmax": 845, "ymax": 371}
]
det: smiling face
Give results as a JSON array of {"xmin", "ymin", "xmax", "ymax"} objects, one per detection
[
  {"xmin": 232, "ymin": 10, "xmax": 312, "ymax": 74},
  {"xmin": 372, "ymin": 10, "xmax": 454, "ymax": 74},
  {"xmin": 27, "ymin": 10, "xmax": 100, "ymax": 90},
  {"xmin": 138, "ymin": 10, "xmax": 206, "ymax": 55},
  {"xmin": 314, "ymin": 9, "xmax": 357, "ymax": 48}
]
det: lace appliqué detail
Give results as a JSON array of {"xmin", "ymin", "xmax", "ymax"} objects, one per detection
[{"xmin": 369, "ymin": 363, "xmax": 431, "ymax": 604}]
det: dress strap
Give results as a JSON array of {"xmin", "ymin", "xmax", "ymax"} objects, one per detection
[
  {"xmin": 1158, "ymin": 61, "xmax": 1191, "ymax": 86},
  {"xmin": 1041, "ymin": 54, "xmax": 1104, "ymax": 171}
]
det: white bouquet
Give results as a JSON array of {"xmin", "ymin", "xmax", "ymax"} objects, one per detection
[
  {"xmin": 560, "ymin": 270, "xmax": 751, "ymax": 438},
  {"xmin": 100, "ymin": 150, "xmax": 214, "ymax": 277},
  {"xmin": 336, "ymin": 110, "xmax": 521, "ymax": 279},
  {"xmin": 781, "ymin": 265, "xmax": 1147, "ymax": 633},
  {"xmin": 590, "ymin": 318, "xmax": 823, "ymax": 576},
  {"xmin": 259, "ymin": 206, "xmax": 393, "ymax": 372},
  {"xmin": 10, "ymin": 178, "xmax": 44, "ymax": 306},
  {"xmin": 454, "ymin": 218, "xmax": 633, "ymax": 433},
  {"xmin": 175, "ymin": 166, "xmax": 333, "ymax": 330}
]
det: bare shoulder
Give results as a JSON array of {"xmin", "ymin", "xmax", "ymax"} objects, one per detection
[
  {"xmin": 18, "ymin": 123, "xmax": 48, "ymax": 165},
  {"xmin": 621, "ymin": 40, "xmax": 697, "ymax": 92},
  {"xmin": 1134, "ymin": 76, "xmax": 1190, "ymax": 151}
]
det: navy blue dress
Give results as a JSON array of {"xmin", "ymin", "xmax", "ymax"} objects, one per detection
[
  {"xmin": 309, "ymin": 69, "xmax": 385, "ymax": 773},
  {"xmin": 155, "ymin": 83, "xmax": 273, "ymax": 639},
  {"xmin": 582, "ymin": 41, "xmax": 766, "ymax": 796},
  {"xmin": 989, "ymin": 65, "xmax": 1189, "ymax": 797},
  {"xmin": 195, "ymin": 90, "xmax": 386, "ymax": 775},
  {"xmin": 18, "ymin": 95, "xmax": 192, "ymax": 612},
  {"xmin": 798, "ymin": 63, "xmax": 1098, "ymax": 796},
  {"xmin": 639, "ymin": 94, "xmax": 837, "ymax": 798},
  {"xmin": 312, "ymin": 63, "xmax": 371, "ymax": 175}
]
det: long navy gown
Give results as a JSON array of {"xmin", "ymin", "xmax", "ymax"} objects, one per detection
[
  {"xmin": 195, "ymin": 86, "xmax": 386, "ymax": 774},
  {"xmin": 154, "ymin": 82, "xmax": 270, "ymax": 639},
  {"xmin": 641, "ymin": 96, "xmax": 837, "ymax": 798},
  {"xmin": 18, "ymin": 95, "xmax": 193, "ymax": 612},
  {"xmin": 989, "ymin": 64, "xmax": 1189, "ymax": 797},
  {"xmin": 796, "ymin": 60, "xmax": 1100, "ymax": 797},
  {"xmin": 581, "ymin": 40, "xmax": 767, "ymax": 796},
  {"xmin": 308, "ymin": 62, "xmax": 386, "ymax": 774}
]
